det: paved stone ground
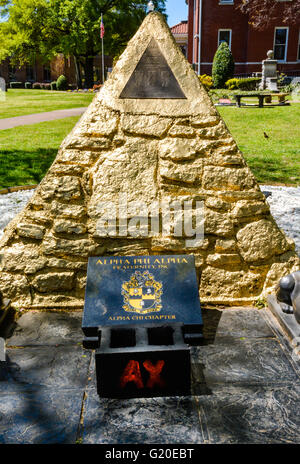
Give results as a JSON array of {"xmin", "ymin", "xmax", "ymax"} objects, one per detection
[
  {"xmin": 0, "ymin": 107, "xmax": 88, "ymax": 130},
  {"xmin": 1, "ymin": 307, "xmax": 300, "ymax": 444}
]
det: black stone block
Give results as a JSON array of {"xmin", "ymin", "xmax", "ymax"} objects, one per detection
[
  {"xmin": 95, "ymin": 324, "xmax": 191, "ymax": 398},
  {"xmin": 82, "ymin": 255, "xmax": 203, "ymax": 343}
]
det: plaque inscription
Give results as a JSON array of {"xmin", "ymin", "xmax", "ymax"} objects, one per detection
[
  {"xmin": 119, "ymin": 38, "xmax": 186, "ymax": 99},
  {"xmin": 82, "ymin": 254, "xmax": 202, "ymax": 336}
]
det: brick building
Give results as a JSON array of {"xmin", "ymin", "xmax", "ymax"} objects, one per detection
[
  {"xmin": 170, "ymin": 20, "xmax": 188, "ymax": 57},
  {"xmin": 0, "ymin": 54, "xmax": 112, "ymax": 88},
  {"xmin": 187, "ymin": 0, "xmax": 300, "ymax": 77}
]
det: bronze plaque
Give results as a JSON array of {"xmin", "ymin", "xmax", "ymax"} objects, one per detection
[{"xmin": 119, "ymin": 38, "xmax": 186, "ymax": 99}]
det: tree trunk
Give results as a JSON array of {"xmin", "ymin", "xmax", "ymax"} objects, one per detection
[
  {"xmin": 74, "ymin": 55, "xmax": 82, "ymax": 89},
  {"xmin": 83, "ymin": 55, "xmax": 94, "ymax": 89}
]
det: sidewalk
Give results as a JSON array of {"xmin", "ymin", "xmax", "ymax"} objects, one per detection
[
  {"xmin": 0, "ymin": 107, "xmax": 88, "ymax": 130},
  {"xmin": 0, "ymin": 306, "xmax": 299, "ymax": 444}
]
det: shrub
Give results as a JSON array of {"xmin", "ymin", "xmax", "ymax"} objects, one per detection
[
  {"xmin": 212, "ymin": 42, "xmax": 235, "ymax": 88},
  {"xmin": 50, "ymin": 81, "xmax": 57, "ymax": 91},
  {"xmin": 225, "ymin": 77, "xmax": 261, "ymax": 91},
  {"xmin": 25, "ymin": 82, "xmax": 32, "ymax": 89},
  {"xmin": 32, "ymin": 82, "xmax": 42, "ymax": 89},
  {"xmin": 225, "ymin": 78, "xmax": 239, "ymax": 90},
  {"xmin": 198, "ymin": 74, "xmax": 213, "ymax": 91},
  {"xmin": 41, "ymin": 83, "xmax": 51, "ymax": 90},
  {"xmin": 56, "ymin": 74, "xmax": 68, "ymax": 91},
  {"xmin": 236, "ymin": 77, "xmax": 261, "ymax": 91},
  {"xmin": 10, "ymin": 82, "xmax": 24, "ymax": 89}
]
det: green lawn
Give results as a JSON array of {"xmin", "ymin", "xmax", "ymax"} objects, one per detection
[
  {"xmin": 0, "ymin": 116, "xmax": 80, "ymax": 189},
  {"xmin": 218, "ymin": 103, "xmax": 300, "ymax": 185},
  {"xmin": 0, "ymin": 89, "xmax": 94, "ymax": 119}
]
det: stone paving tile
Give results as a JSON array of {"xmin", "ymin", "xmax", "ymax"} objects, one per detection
[
  {"xmin": 191, "ymin": 337, "xmax": 300, "ymax": 388},
  {"xmin": 6, "ymin": 311, "xmax": 83, "ymax": 347},
  {"xmin": 3, "ymin": 345, "xmax": 91, "ymax": 389},
  {"xmin": 81, "ymin": 354, "xmax": 204, "ymax": 444},
  {"xmin": 211, "ymin": 308, "xmax": 275, "ymax": 341},
  {"xmin": 82, "ymin": 391, "xmax": 203, "ymax": 444},
  {"xmin": 194, "ymin": 384, "xmax": 300, "ymax": 444},
  {"xmin": 0, "ymin": 384, "xmax": 83, "ymax": 444}
]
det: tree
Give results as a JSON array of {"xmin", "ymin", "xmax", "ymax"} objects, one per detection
[
  {"xmin": 0, "ymin": 0, "xmax": 167, "ymax": 88},
  {"xmin": 238, "ymin": 0, "xmax": 300, "ymax": 30},
  {"xmin": 212, "ymin": 42, "xmax": 235, "ymax": 89}
]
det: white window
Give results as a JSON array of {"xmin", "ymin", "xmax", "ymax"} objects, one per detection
[
  {"xmin": 274, "ymin": 27, "xmax": 289, "ymax": 61},
  {"xmin": 219, "ymin": 0, "xmax": 234, "ymax": 4},
  {"xmin": 218, "ymin": 29, "xmax": 232, "ymax": 49}
]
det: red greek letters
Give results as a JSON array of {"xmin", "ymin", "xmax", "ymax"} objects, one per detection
[
  {"xmin": 120, "ymin": 359, "xmax": 165, "ymax": 389},
  {"xmin": 120, "ymin": 360, "xmax": 144, "ymax": 389}
]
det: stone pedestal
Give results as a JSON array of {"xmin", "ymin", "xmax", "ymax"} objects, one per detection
[{"xmin": 260, "ymin": 52, "xmax": 278, "ymax": 92}]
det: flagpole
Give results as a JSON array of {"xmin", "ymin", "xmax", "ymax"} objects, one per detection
[{"xmin": 101, "ymin": 13, "xmax": 105, "ymax": 84}]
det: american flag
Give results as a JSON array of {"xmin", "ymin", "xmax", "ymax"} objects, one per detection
[{"xmin": 100, "ymin": 15, "xmax": 105, "ymax": 39}]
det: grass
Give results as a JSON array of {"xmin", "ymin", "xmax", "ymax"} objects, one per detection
[
  {"xmin": 217, "ymin": 103, "xmax": 300, "ymax": 185},
  {"xmin": 0, "ymin": 89, "xmax": 95, "ymax": 119},
  {"xmin": 0, "ymin": 116, "xmax": 80, "ymax": 189}
]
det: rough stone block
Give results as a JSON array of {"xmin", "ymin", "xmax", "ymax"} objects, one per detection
[
  {"xmin": 196, "ymin": 121, "xmax": 229, "ymax": 139},
  {"xmin": 159, "ymin": 137, "xmax": 205, "ymax": 161},
  {"xmin": 205, "ymin": 197, "xmax": 231, "ymax": 211},
  {"xmin": 215, "ymin": 239, "xmax": 237, "ymax": 253},
  {"xmin": 168, "ymin": 124, "xmax": 195, "ymax": 137},
  {"xmin": 16, "ymin": 223, "xmax": 45, "ymax": 240},
  {"xmin": 0, "ymin": 272, "xmax": 31, "ymax": 303},
  {"xmin": 190, "ymin": 115, "xmax": 220, "ymax": 127},
  {"xmin": 206, "ymin": 253, "xmax": 241, "ymax": 267},
  {"xmin": 231, "ymin": 200, "xmax": 270, "ymax": 218},
  {"xmin": 236, "ymin": 219, "xmax": 290, "ymax": 263},
  {"xmin": 121, "ymin": 114, "xmax": 172, "ymax": 137},
  {"xmin": 64, "ymin": 136, "xmax": 111, "ymax": 151},
  {"xmin": 200, "ymin": 266, "xmax": 266, "ymax": 300},
  {"xmin": 78, "ymin": 108, "xmax": 119, "ymax": 136},
  {"xmin": 55, "ymin": 176, "xmax": 82, "ymax": 201},
  {"xmin": 204, "ymin": 209, "xmax": 234, "ymax": 237},
  {"xmin": 50, "ymin": 164, "xmax": 85, "ymax": 177},
  {"xmin": 42, "ymin": 236, "xmax": 92, "ymax": 257},
  {"xmin": 50, "ymin": 202, "xmax": 87, "ymax": 219},
  {"xmin": 202, "ymin": 167, "xmax": 256, "ymax": 191},
  {"xmin": 57, "ymin": 150, "xmax": 100, "ymax": 166},
  {"xmin": 159, "ymin": 158, "xmax": 202, "ymax": 184},
  {"xmin": 32, "ymin": 272, "xmax": 75, "ymax": 293},
  {"xmin": 53, "ymin": 220, "xmax": 87, "ymax": 235}
]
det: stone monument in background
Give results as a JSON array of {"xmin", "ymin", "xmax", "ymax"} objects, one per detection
[
  {"xmin": 260, "ymin": 50, "xmax": 279, "ymax": 92},
  {"xmin": 0, "ymin": 12, "xmax": 299, "ymax": 311},
  {"xmin": 0, "ymin": 78, "xmax": 6, "ymax": 102}
]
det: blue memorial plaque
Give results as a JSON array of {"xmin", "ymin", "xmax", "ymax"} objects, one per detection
[{"xmin": 82, "ymin": 255, "xmax": 203, "ymax": 339}]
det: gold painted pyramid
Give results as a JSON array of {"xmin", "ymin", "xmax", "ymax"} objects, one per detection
[{"xmin": 0, "ymin": 12, "xmax": 299, "ymax": 309}]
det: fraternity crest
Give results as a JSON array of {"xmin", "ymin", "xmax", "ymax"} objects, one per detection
[{"xmin": 121, "ymin": 271, "xmax": 163, "ymax": 314}]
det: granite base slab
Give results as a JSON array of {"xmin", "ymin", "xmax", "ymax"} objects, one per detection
[
  {"xmin": 0, "ymin": 385, "xmax": 84, "ymax": 444},
  {"xmin": 1, "ymin": 308, "xmax": 300, "ymax": 444},
  {"xmin": 195, "ymin": 384, "xmax": 300, "ymax": 444}
]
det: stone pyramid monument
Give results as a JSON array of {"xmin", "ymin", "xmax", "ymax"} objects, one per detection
[{"xmin": 0, "ymin": 12, "xmax": 299, "ymax": 310}]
